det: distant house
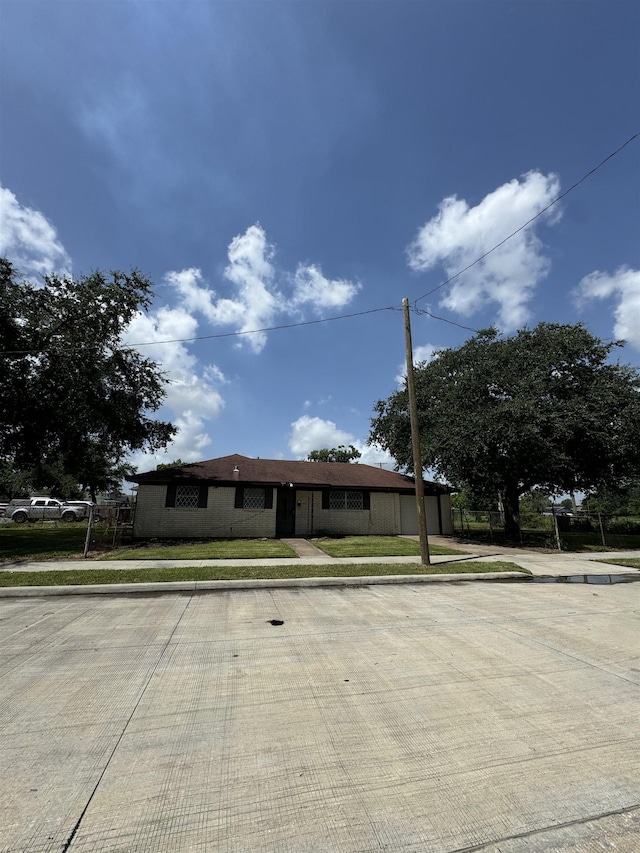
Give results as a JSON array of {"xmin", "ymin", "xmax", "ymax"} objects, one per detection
[{"xmin": 129, "ymin": 454, "xmax": 453, "ymax": 539}]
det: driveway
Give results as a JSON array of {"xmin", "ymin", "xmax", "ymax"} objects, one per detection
[{"xmin": 1, "ymin": 582, "xmax": 639, "ymax": 851}]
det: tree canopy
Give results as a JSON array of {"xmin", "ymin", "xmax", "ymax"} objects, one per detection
[
  {"xmin": 0, "ymin": 259, "xmax": 176, "ymax": 500},
  {"xmin": 370, "ymin": 322, "xmax": 640, "ymax": 537},
  {"xmin": 307, "ymin": 445, "xmax": 362, "ymax": 463},
  {"xmin": 585, "ymin": 481, "xmax": 640, "ymax": 517}
]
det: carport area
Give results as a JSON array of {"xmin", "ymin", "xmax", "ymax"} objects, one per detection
[{"xmin": 1, "ymin": 582, "xmax": 639, "ymax": 852}]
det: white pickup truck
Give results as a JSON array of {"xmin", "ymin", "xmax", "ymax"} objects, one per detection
[{"xmin": 5, "ymin": 498, "xmax": 86, "ymax": 523}]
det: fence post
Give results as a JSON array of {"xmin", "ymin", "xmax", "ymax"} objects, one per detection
[
  {"xmin": 83, "ymin": 506, "xmax": 94, "ymax": 559},
  {"xmin": 552, "ymin": 508, "xmax": 562, "ymax": 551},
  {"xmin": 598, "ymin": 512, "xmax": 606, "ymax": 548}
]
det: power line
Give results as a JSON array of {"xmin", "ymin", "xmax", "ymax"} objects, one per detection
[
  {"xmin": 125, "ymin": 305, "xmax": 399, "ymax": 348},
  {"xmin": 413, "ymin": 130, "xmax": 640, "ymax": 306},
  {"xmin": 0, "ymin": 306, "xmax": 400, "ymax": 356},
  {"xmin": 1, "ymin": 131, "xmax": 637, "ymax": 357},
  {"xmin": 413, "ymin": 307, "xmax": 480, "ymax": 334}
]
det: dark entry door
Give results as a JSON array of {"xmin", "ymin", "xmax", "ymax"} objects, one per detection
[{"xmin": 276, "ymin": 487, "xmax": 296, "ymax": 536}]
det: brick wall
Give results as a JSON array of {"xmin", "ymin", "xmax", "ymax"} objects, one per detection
[
  {"xmin": 133, "ymin": 485, "xmax": 404, "ymax": 538},
  {"xmin": 133, "ymin": 485, "xmax": 275, "ymax": 538},
  {"xmin": 295, "ymin": 491, "xmax": 400, "ymax": 537}
]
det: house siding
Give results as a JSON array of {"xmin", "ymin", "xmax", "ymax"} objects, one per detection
[
  {"xmin": 133, "ymin": 485, "xmax": 275, "ymax": 539},
  {"xmin": 294, "ymin": 491, "xmax": 400, "ymax": 537},
  {"xmin": 134, "ymin": 485, "xmax": 408, "ymax": 538},
  {"xmin": 439, "ymin": 494, "xmax": 453, "ymax": 535}
]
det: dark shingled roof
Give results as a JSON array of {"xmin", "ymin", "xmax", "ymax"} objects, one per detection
[{"xmin": 130, "ymin": 454, "xmax": 450, "ymax": 494}]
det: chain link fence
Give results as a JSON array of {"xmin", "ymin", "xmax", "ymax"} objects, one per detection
[{"xmin": 451, "ymin": 508, "xmax": 640, "ymax": 550}]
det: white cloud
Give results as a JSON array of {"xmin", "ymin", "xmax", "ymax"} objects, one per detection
[
  {"xmin": 164, "ymin": 224, "xmax": 359, "ymax": 354},
  {"xmin": 395, "ymin": 343, "xmax": 438, "ymax": 385},
  {"xmin": 163, "ymin": 227, "xmax": 279, "ymax": 354},
  {"xmin": 0, "ymin": 185, "xmax": 71, "ymax": 278},
  {"xmin": 291, "ymin": 264, "xmax": 360, "ymax": 311},
  {"xmin": 288, "ymin": 415, "xmax": 354, "ymax": 458},
  {"xmin": 288, "ymin": 415, "xmax": 396, "ymax": 469},
  {"xmin": 222, "ymin": 224, "xmax": 280, "ymax": 352},
  {"xmin": 407, "ymin": 171, "xmax": 561, "ymax": 330},
  {"xmin": 354, "ymin": 442, "xmax": 395, "ymax": 469},
  {"xmin": 129, "ymin": 410, "xmax": 211, "ymax": 472},
  {"xmin": 576, "ymin": 266, "xmax": 640, "ymax": 350},
  {"xmin": 122, "ymin": 305, "xmax": 226, "ymax": 469}
]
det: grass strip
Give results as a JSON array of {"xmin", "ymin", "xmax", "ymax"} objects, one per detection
[
  {"xmin": 0, "ymin": 524, "xmax": 91, "ymax": 560},
  {"xmin": 100, "ymin": 540, "xmax": 297, "ymax": 561},
  {"xmin": 0, "ymin": 561, "xmax": 527, "ymax": 586},
  {"xmin": 310, "ymin": 536, "xmax": 464, "ymax": 557},
  {"xmin": 595, "ymin": 558, "xmax": 640, "ymax": 570}
]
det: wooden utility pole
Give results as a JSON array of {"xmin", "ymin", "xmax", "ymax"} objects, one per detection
[{"xmin": 403, "ymin": 298, "xmax": 431, "ymax": 565}]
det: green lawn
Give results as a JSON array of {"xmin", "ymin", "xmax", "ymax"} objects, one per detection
[
  {"xmin": 0, "ymin": 523, "xmax": 91, "ymax": 560},
  {"xmin": 312, "ymin": 536, "xmax": 464, "ymax": 557},
  {"xmin": 595, "ymin": 558, "xmax": 640, "ymax": 570},
  {"xmin": 0, "ymin": 526, "xmax": 297, "ymax": 562},
  {"xmin": 0, "ymin": 561, "xmax": 527, "ymax": 586},
  {"xmin": 101, "ymin": 539, "xmax": 297, "ymax": 560}
]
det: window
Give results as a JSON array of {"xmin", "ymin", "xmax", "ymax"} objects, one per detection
[
  {"xmin": 243, "ymin": 487, "xmax": 265, "ymax": 509},
  {"xmin": 175, "ymin": 486, "xmax": 200, "ymax": 509},
  {"xmin": 324, "ymin": 490, "xmax": 370, "ymax": 510},
  {"xmin": 165, "ymin": 483, "xmax": 208, "ymax": 508},
  {"xmin": 234, "ymin": 486, "xmax": 274, "ymax": 510}
]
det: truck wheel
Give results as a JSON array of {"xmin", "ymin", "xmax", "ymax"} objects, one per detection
[
  {"xmin": 13, "ymin": 511, "xmax": 28, "ymax": 523},
  {"xmin": 61, "ymin": 511, "xmax": 77, "ymax": 522}
]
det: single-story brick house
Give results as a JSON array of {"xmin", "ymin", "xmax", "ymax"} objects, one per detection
[{"xmin": 129, "ymin": 454, "xmax": 453, "ymax": 539}]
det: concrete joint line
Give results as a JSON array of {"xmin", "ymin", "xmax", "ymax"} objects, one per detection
[
  {"xmin": 492, "ymin": 621, "xmax": 640, "ymax": 686},
  {"xmin": 451, "ymin": 802, "xmax": 640, "ymax": 853},
  {"xmin": 61, "ymin": 594, "xmax": 195, "ymax": 851}
]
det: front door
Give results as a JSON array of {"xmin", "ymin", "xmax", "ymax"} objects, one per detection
[{"xmin": 276, "ymin": 487, "xmax": 296, "ymax": 536}]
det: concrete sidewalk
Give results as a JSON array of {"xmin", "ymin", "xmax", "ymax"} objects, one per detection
[
  {"xmin": 0, "ymin": 540, "xmax": 638, "ymax": 597},
  {"xmin": 0, "ymin": 541, "xmax": 637, "ymax": 575}
]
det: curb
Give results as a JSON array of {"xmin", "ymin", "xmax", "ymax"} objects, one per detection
[{"xmin": 0, "ymin": 571, "xmax": 530, "ymax": 597}]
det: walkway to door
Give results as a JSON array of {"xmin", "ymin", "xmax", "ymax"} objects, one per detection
[{"xmin": 280, "ymin": 537, "xmax": 328, "ymax": 558}]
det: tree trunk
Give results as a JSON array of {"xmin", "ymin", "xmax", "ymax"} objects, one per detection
[{"xmin": 501, "ymin": 483, "xmax": 521, "ymax": 542}]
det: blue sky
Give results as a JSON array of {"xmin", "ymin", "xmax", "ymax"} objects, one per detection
[{"xmin": 1, "ymin": 0, "xmax": 639, "ymax": 474}]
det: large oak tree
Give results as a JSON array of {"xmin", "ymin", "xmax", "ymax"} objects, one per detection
[
  {"xmin": 370, "ymin": 323, "xmax": 640, "ymax": 538},
  {"xmin": 0, "ymin": 259, "xmax": 176, "ymax": 500}
]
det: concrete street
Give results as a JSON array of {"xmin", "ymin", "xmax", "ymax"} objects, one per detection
[{"xmin": 1, "ymin": 576, "xmax": 639, "ymax": 852}]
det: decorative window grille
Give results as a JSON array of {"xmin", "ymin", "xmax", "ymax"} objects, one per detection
[
  {"xmin": 329, "ymin": 490, "xmax": 364, "ymax": 510},
  {"xmin": 243, "ymin": 487, "xmax": 265, "ymax": 509},
  {"xmin": 175, "ymin": 486, "xmax": 200, "ymax": 509},
  {"xmin": 346, "ymin": 491, "xmax": 364, "ymax": 510}
]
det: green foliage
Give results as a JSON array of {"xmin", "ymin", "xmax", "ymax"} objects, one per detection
[
  {"xmin": 451, "ymin": 484, "xmax": 499, "ymax": 511},
  {"xmin": 0, "ymin": 260, "xmax": 176, "ymax": 500},
  {"xmin": 520, "ymin": 489, "xmax": 553, "ymax": 514},
  {"xmin": 585, "ymin": 481, "xmax": 640, "ymax": 516},
  {"xmin": 0, "ymin": 459, "xmax": 34, "ymax": 499},
  {"xmin": 156, "ymin": 459, "xmax": 186, "ymax": 470},
  {"xmin": 307, "ymin": 445, "xmax": 362, "ymax": 463},
  {"xmin": 370, "ymin": 322, "xmax": 640, "ymax": 538}
]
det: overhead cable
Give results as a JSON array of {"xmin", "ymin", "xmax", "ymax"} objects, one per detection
[{"xmin": 412, "ymin": 130, "xmax": 639, "ymax": 306}]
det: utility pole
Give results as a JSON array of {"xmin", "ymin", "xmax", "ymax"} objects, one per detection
[{"xmin": 403, "ymin": 298, "xmax": 431, "ymax": 565}]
